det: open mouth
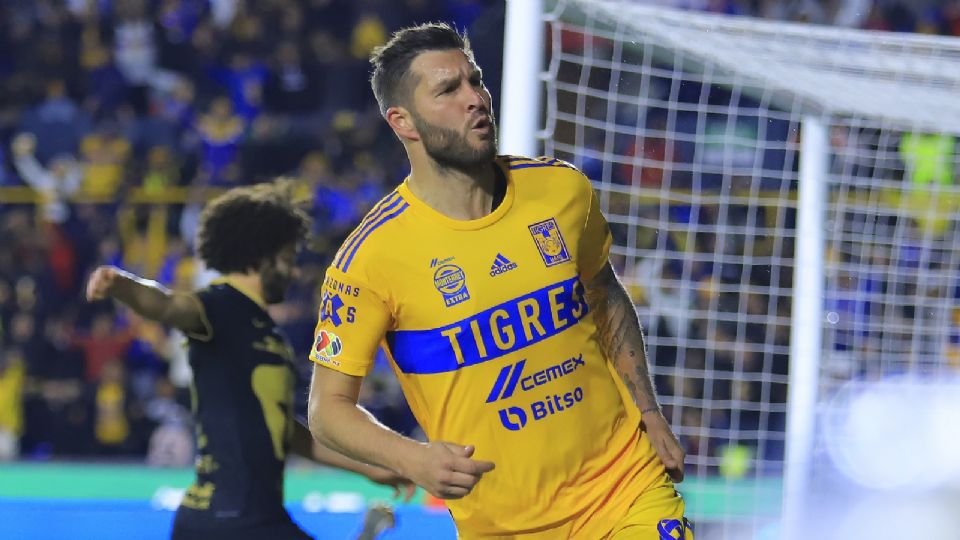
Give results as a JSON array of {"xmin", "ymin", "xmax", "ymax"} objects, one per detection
[{"xmin": 472, "ymin": 116, "xmax": 491, "ymax": 131}]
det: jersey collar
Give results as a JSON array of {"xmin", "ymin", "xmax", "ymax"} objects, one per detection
[
  {"xmin": 397, "ymin": 158, "xmax": 515, "ymax": 231},
  {"xmin": 212, "ymin": 277, "xmax": 268, "ymax": 310}
]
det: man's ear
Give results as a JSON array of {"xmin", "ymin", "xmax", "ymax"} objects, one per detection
[{"xmin": 385, "ymin": 106, "xmax": 419, "ymax": 142}]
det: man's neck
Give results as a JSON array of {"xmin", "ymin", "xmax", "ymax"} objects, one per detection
[{"xmin": 406, "ymin": 155, "xmax": 498, "ymax": 220}]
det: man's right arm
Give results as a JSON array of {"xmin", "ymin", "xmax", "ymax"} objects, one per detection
[
  {"xmin": 86, "ymin": 265, "xmax": 207, "ymax": 337},
  {"xmin": 308, "ymin": 365, "xmax": 494, "ymax": 500}
]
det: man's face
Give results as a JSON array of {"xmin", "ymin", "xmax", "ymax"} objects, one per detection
[
  {"xmin": 260, "ymin": 243, "xmax": 297, "ymax": 304},
  {"xmin": 406, "ymin": 49, "xmax": 498, "ymax": 170}
]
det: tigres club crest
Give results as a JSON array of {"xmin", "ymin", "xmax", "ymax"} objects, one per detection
[{"xmin": 529, "ymin": 218, "xmax": 571, "ymax": 267}]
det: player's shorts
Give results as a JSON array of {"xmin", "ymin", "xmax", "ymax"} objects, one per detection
[
  {"xmin": 606, "ymin": 483, "xmax": 694, "ymax": 539},
  {"xmin": 456, "ymin": 480, "xmax": 693, "ymax": 540}
]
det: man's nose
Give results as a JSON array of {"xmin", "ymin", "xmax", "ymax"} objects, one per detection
[{"xmin": 466, "ymin": 86, "xmax": 486, "ymax": 111}]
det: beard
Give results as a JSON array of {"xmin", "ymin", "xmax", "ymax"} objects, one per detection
[
  {"xmin": 411, "ymin": 112, "xmax": 498, "ymax": 171},
  {"xmin": 260, "ymin": 265, "xmax": 291, "ymax": 305}
]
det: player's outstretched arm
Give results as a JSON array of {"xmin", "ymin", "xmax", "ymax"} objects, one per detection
[
  {"xmin": 86, "ymin": 265, "xmax": 207, "ymax": 336},
  {"xmin": 308, "ymin": 365, "xmax": 495, "ymax": 499},
  {"xmin": 290, "ymin": 421, "xmax": 416, "ymax": 501},
  {"xmin": 584, "ymin": 261, "xmax": 685, "ymax": 482}
]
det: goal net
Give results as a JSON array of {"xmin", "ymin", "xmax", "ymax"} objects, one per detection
[{"xmin": 525, "ymin": 1, "xmax": 960, "ymax": 537}]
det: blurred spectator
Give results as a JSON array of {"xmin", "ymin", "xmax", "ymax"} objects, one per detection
[
  {"xmin": 620, "ymin": 110, "xmax": 677, "ymax": 188},
  {"xmin": 112, "ymin": 0, "xmax": 159, "ymax": 89},
  {"xmin": 74, "ymin": 312, "xmax": 133, "ymax": 383},
  {"xmin": 18, "ymin": 79, "xmax": 91, "ymax": 164},
  {"xmin": 195, "ymin": 96, "xmax": 244, "ymax": 186},
  {"xmin": 80, "ymin": 24, "xmax": 129, "ymax": 121},
  {"xmin": 80, "ymin": 120, "xmax": 133, "ymax": 199},
  {"xmin": 900, "ymin": 131, "xmax": 959, "ymax": 236},
  {"xmin": 142, "ymin": 145, "xmax": 182, "ymax": 193},
  {"xmin": 94, "ymin": 359, "xmax": 131, "ymax": 452},
  {"xmin": 209, "ymin": 51, "xmax": 267, "ymax": 123},
  {"xmin": 145, "ymin": 377, "xmax": 193, "ymax": 466},
  {"xmin": 263, "ymin": 41, "xmax": 320, "ymax": 115},
  {"xmin": 0, "ymin": 347, "xmax": 25, "ymax": 461},
  {"xmin": 19, "ymin": 314, "xmax": 88, "ymax": 456},
  {"xmin": 11, "ymin": 132, "xmax": 82, "ymax": 223}
]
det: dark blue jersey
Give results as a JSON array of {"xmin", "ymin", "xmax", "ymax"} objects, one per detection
[{"xmin": 176, "ymin": 282, "xmax": 298, "ymax": 531}]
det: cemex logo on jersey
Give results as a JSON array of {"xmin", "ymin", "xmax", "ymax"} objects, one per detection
[
  {"xmin": 487, "ymin": 355, "xmax": 586, "ymax": 431},
  {"xmin": 489, "ymin": 253, "xmax": 518, "ymax": 277},
  {"xmin": 486, "ymin": 355, "xmax": 585, "ymax": 402}
]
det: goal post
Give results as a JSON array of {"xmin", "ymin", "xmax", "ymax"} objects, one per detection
[{"xmin": 503, "ymin": 1, "xmax": 960, "ymax": 537}]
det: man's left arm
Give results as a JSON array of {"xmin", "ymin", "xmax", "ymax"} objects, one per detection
[{"xmin": 584, "ymin": 261, "xmax": 685, "ymax": 482}]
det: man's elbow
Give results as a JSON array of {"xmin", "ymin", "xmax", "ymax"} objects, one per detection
[
  {"xmin": 307, "ymin": 393, "xmax": 346, "ymax": 447},
  {"xmin": 307, "ymin": 397, "xmax": 330, "ymax": 443}
]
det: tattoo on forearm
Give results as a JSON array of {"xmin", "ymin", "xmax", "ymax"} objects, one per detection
[{"xmin": 587, "ymin": 266, "xmax": 659, "ymax": 411}]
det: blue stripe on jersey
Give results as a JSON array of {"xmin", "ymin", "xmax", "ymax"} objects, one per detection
[
  {"xmin": 508, "ymin": 162, "xmax": 554, "ymax": 170},
  {"xmin": 333, "ymin": 193, "xmax": 398, "ymax": 269},
  {"xmin": 334, "ymin": 192, "xmax": 401, "ymax": 269},
  {"xmin": 335, "ymin": 193, "xmax": 401, "ymax": 270},
  {"xmin": 387, "ymin": 276, "xmax": 588, "ymax": 374},
  {"xmin": 340, "ymin": 202, "xmax": 409, "ymax": 272}
]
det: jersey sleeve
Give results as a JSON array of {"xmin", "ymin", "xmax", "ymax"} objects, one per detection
[
  {"xmin": 577, "ymin": 177, "xmax": 613, "ymax": 281},
  {"xmin": 309, "ymin": 266, "xmax": 392, "ymax": 377},
  {"xmin": 184, "ymin": 288, "xmax": 216, "ymax": 342}
]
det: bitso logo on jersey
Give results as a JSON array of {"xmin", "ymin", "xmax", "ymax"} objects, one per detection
[
  {"xmin": 489, "ymin": 253, "xmax": 518, "ymax": 276},
  {"xmin": 312, "ymin": 330, "xmax": 342, "ymax": 364},
  {"xmin": 432, "ymin": 258, "xmax": 470, "ymax": 307},
  {"xmin": 487, "ymin": 355, "xmax": 587, "ymax": 431},
  {"xmin": 529, "ymin": 218, "xmax": 570, "ymax": 266}
]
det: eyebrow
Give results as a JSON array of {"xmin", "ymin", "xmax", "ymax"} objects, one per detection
[
  {"xmin": 432, "ymin": 68, "xmax": 483, "ymax": 91},
  {"xmin": 432, "ymin": 73, "xmax": 461, "ymax": 91}
]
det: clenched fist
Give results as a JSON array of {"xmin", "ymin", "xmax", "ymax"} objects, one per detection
[
  {"xmin": 86, "ymin": 265, "xmax": 122, "ymax": 302},
  {"xmin": 406, "ymin": 442, "xmax": 495, "ymax": 500}
]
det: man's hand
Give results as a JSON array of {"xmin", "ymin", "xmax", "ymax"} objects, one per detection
[
  {"xmin": 86, "ymin": 266, "xmax": 121, "ymax": 301},
  {"xmin": 642, "ymin": 409, "xmax": 685, "ymax": 483},
  {"xmin": 11, "ymin": 133, "xmax": 36, "ymax": 157},
  {"xmin": 364, "ymin": 465, "xmax": 417, "ymax": 502},
  {"xmin": 405, "ymin": 442, "xmax": 495, "ymax": 500}
]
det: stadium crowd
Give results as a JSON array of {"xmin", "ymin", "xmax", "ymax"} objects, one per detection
[{"xmin": 0, "ymin": 0, "xmax": 955, "ymax": 475}]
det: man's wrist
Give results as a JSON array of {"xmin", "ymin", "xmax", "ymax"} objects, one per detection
[
  {"xmin": 388, "ymin": 438, "xmax": 424, "ymax": 479},
  {"xmin": 640, "ymin": 406, "xmax": 661, "ymax": 415}
]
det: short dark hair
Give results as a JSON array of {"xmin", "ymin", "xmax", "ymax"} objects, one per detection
[
  {"xmin": 369, "ymin": 22, "xmax": 475, "ymax": 115},
  {"xmin": 196, "ymin": 181, "xmax": 310, "ymax": 274}
]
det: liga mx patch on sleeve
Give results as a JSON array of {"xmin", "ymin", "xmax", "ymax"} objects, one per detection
[
  {"xmin": 310, "ymin": 330, "xmax": 343, "ymax": 366},
  {"xmin": 529, "ymin": 218, "xmax": 571, "ymax": 266}
]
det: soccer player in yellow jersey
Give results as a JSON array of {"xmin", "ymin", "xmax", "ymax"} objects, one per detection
[{"xmin": 307, "ymin": 23, "xmax": 693, "ymax": 540}]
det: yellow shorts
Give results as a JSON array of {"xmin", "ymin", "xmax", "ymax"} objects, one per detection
[
  {"xmin": 606, "ymin": 483, "xmax": 694, "ymax": 539},
  {"xmin": 457, "ymin": 482, "xmax": 694, "ymax": 540}
]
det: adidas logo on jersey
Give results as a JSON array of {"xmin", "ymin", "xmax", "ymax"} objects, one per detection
[{"xmin": 489, "ymin": 253, "xmax": 518, "ymax": 277}]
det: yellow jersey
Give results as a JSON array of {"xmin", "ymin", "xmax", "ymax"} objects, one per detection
[{"xmin": 310, "ymin": 156, "xmax": 667, "ymax": 536}]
